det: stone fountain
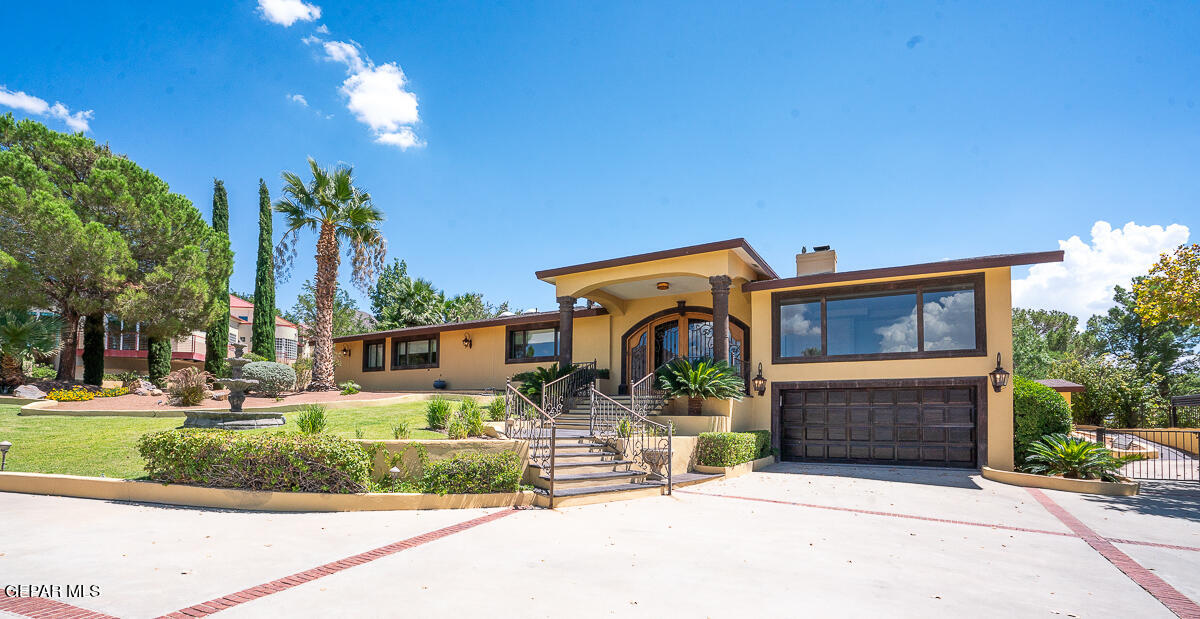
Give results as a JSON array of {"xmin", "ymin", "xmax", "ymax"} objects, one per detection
[{"xmin": 181, "ymin": 344, "xmax": 285, "ymax": 429}]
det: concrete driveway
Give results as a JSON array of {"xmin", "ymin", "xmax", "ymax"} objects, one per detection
[{"xmin": 2, "ymin": 464, "xmax": 1198, "ymax": 618}]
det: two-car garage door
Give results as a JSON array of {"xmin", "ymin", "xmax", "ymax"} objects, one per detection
[{"xmin": 779, "ymin": 383, "xmax": 979, "ymax": 468}]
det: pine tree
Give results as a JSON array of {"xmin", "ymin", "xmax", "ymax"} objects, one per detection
[
  {"xmin": 251, "ymin": 179, "xmax": 276, "ymax": 361},
  {"xmin": 82, "ymin": 313, "xmax": 106, "ymax": 385},
  {"xmin": 204, "ymin": 179, "xmax": 231, "ymax": 375}
]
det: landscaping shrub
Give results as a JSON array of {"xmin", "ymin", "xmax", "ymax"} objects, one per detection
[
  {"xmin": 47, "ymin": 387, "xmax": 95, "ymax": 402},
  {"xmin": 419, "ymin": 451, "xmax": 522, "ymax": 495},
  {"xmin": 242, "ymin": 361, "xmax": 296, "ymax": 397},
  {"xmin": 445, "ymin": 414, "xmax": 469, "ymax": 439},
  {"xmin": 1013, "ymin": 376, "xmax": 1073, "ymax": 465},
  {"xmin": 292, "ymin": 356, "xmax": 313, "ymax": 391},
  {"xmin": 392, "ymin": 421, "xmax": 412, "ymax": 439},
  {"xmin": 29, "ymin": 364, "xmax": 56, "ymax": 380},
  {"xmin": 696, "ymin": 431, "xmax": 770, "ymax": 467},
  {"xmin": 656, "ymin": 358, "xmax": 745, "ymax": 401},
  {"xmin": 295, "ymin": 404, "xmax": 328, "ymax": 434},
  {"xmin": 458, "ymin": 399, "xmax": 486, "ymax": 436},
  {"xmin": 164, "ymin": 367, "xmax": 212, "ymax": 406},
  {"xmin": 426, "ymin": 396, "xmax": 452, "ymax": 430},
  {"xmin": 338, "ymin": 380, "xmax": 361, "ymax": 395},
  {"xmin": 137, "ymin": 429, "xmax": 372, "ymax": 493},
  {"xmin": 1024, "ymin": 433, "xmax": 1130, "ymax": 481},
  {"xmin": 486, "ymin": 396, "xmax": 506, "ymax": 421},
  {"xmin": 98, "ymin": 386, "xmax": 129, "ymax": 398}
]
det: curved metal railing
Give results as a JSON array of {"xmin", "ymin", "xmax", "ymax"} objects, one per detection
[
  {"xmin": 590, "ymin": 387, "xmax": 672, "ymax": 494},
  {"xmin": 630, "ymin": 371, "xmax": 669, "ymax": 417},
  {"xmin": 505, "ymin": 380, "xmax": 557, "ymax": 499},
  {"xmin": 541, "ymin": 360, "xmax": 597, "ymax": 417}
]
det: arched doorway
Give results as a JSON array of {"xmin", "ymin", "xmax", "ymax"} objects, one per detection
[{"xmin": 621, "ymin": 306, "xmax": 748, "ymax": 391}]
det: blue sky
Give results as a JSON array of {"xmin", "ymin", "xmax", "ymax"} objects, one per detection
[{"xmin": 3, "ymin": 1, "xmax": 1197, "ymax": 320}]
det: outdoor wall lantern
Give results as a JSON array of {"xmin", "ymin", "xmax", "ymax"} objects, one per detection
[
  {"xmin": 463, "ymin": 333, "xmax": 473, "ymax": 349},
  {"xmin": 989, "ymin": 353, "xmax": 1011, "ymax": 393},
  {"xmin": 341, "ymin": 345, "xmax": 351, "ymax": 358},
  {"xmin": 656, "ymin": 281, "xmax": 670, "ymax": 291},
  {"xmin": 0, "ymin": 440, "xmax": 10, "ymax": 471},
  {"xmin": 752, "ymin": 363, "xmax": 767, "ymax": 396}
]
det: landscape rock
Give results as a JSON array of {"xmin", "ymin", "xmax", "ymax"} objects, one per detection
[
  {"xmin": 134, "ymin": 388, "xmax": 151, "ymax": 396},
  {"xmin": 133, "ymin": 379, "xmax": 155, "ymax": 391},
  {"xmin": 150, "ymin": 388, "xmax": 163, "ymax": 396},
  {"xmin": 13, "ymin": 385, "xmax": 47, "ymax": 399},
  {"xmin": 210, "ymin": 392, "xmax": 227, "ymax": 401}
]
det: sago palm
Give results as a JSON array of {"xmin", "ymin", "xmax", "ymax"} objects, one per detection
[
  {"xmin": 656, "ymin": 358, "xmax": 745, "ymax": 401},
  {"xmin": 274, "ymin": 158, "xmax": 385, "ymax": 390},
  {"xmin": 1024, "ymin": 433, "xmax": 1131, "ymax": 480},
  {"xmin": 0, "ymin": 311, "xmax": 62, "ymax": 387}
]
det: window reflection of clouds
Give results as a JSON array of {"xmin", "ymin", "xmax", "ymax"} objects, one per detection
[
  {"xmin": 827, "ymin": 293, "xmax": 916, "ymax": 355},
  {"xmin": 780, "ymin": 301, "xmax": 821, "ymax": 357},
  {"xmin": 923, "ymin": 290, "xmax": 975, "ymax": 351}
]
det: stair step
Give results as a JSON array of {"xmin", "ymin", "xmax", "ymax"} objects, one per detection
[
  {"xmin": 553, "ymin": 452, "xmax": 616, "ymax": 459},
  {"xmin": 535, "ymin": 481, "xmax": 665, "ymax": 498},
  {"xmin": 532, "ymin": 469, "xmax": 647, "ymax": 489},
  {"xmin": 532, "ymin": 459, "xmax": 634, "ymax": 469}
]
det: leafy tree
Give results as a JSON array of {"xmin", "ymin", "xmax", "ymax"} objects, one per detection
[
  {"xmin": 0, "ymin": 311, "xmax": 62, "ymax": 387},
  {"xmin": 1012, "ymin": 320, "xmax": 1054, "ymax": 380},
  {"xmin": 274, "ymin": 159, "xmax": 385, "ymax": 390},
  {"xmin": 1085, "ymin": 283, "xmax": 1200, "ymax": 398},
  {"xmin": 0, "ymin": 147, "xmax": 132, "ymax": 380},
  {"xmin": 1012, "ymin": 376, "xmax": 1073, "ymax": 465},
  {"xmin": 1049, "ymin": 355, "xmax": 1168, "ymax": 427},
  {"xmin": 146, "ymin": 337, "xmax": 172, "ymax": 385},
  {"xmin": 1135, "ymin": 243, "xmax": 1200, "ymax": 327},
  {"xmin": 370, "ymin": 259, "xmax": 508, "ymax": 328},
  {"xmin": 283, "ymin": 280, "xmax": 371, "ymax": 340},
  {"xmin": 204, "ymin": 179, "xmax": 231, "ymax": 375},
  {"xmin": 252, "ymin": 179, "xmax": 276, "ymax": 361}
]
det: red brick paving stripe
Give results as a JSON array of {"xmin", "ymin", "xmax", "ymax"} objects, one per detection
[
  {"xmin": 1107, "ymin": 538, "xmax": 1200, "ymax": 553},
  {"xmin": 675, "ymin": 489, "xmax": 1076, "ymax": 537},
  {"xmin": 1025, "ymin": 488, "xmax": 1200, "ymax": 619},
  {"xmin": 155, "ymin": 507, "xmax": 520, "ymax": 618},
  {"xmin": 0, "ymin": 592, "xmax": 118, "ymax": 619}
]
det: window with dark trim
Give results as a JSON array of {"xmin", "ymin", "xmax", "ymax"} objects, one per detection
[
  {"xmin": 506, "ymin": 325, "xmax": 558, "ymax": 363},
  {"xmin": 392, "ymin": 337, "xmax": 438, "ymax": 369},
  {"xmin": 772, "ymin": 274, "xmax": 986, "ymax": 363},
  {"xmin": 363, "ymin": 339, "xmax": 386, "ymax": 371}
]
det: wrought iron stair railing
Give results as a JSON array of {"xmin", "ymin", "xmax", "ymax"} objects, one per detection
[
  {"xmin": 541, "ymin": 360, "xmax": 597, "ymax": 418},
  {"xmin": 505, "ymin": 380, "xmax": 558, "ymax": 500},
  {"xmin": 630, "ymin": 372, "xmax": 669, "ymax": 417},
  {"xmin": 590, "ymin": 387, "xmax": 673, "ymax": 494}
]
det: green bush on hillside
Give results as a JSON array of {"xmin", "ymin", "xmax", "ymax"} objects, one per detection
[{"xmin": 1013, "ymin": 375, "xmax": 1074, "ymax": 466}]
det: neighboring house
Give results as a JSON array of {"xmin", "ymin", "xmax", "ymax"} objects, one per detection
[
  {"xmin": 227, "ymin": 295, "xmax": 301, "ymax": 363},
  {"xmin": 1034, "ymin": 378, "xmax": 1085, "ymax": 405},
  {"xmin": 333, "ymin": 238, "xmax": 1063, "ymax": 472},
  {"xmin": 69, "ymin": 294, "xmax": 302, "ymax": 378}
]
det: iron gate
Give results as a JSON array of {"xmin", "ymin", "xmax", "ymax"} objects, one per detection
[{"xmin": 1092, "ymin": 428, "xmax": 1200, "ymax": 482}]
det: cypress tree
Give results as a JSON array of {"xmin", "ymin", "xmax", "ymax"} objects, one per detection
[
  {"xmin": 204, "ymin": 179, "xmax": 231, "ymax": 375},
  {"xmin": 82, "ymin": 312, "xmax": 106, "ymax": 385},
  {"xmin": 251, "ymin": 179, "xmax": 276, "ymax": 361},
  {"xmin": 147, "ymin": 337, "xmax": 171, "ymax": 385}
]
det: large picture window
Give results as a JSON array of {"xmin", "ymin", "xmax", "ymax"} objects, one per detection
[
  {"xmin": 393, "ymin": 337, "xmax": 438, "ymax": 369},
  {"xmin": 773, "ymin": 275, "xmax": 984, "ymax": 363},
  {"xmin": 507, "ymin": 325, "xmax": 558, "ymax": 363},
  {"xmin": 363, "ymin": 339, "xmax": 385, "ymax": 372}
]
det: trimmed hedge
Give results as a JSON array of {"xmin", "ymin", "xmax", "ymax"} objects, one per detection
[
  {"xmin": 1013, "ymin": 376, "xmax": 1074, "ymax": 466},
  {"xmin": 696, "ymin": 431, "xmax": 772, "ymax": 467},
  {"xmin": 420, "ymin": 451, "xmax": 522, "ymax": 495},
  {"xmin": 137, "ymin": 430, "xmax": 372, "ymax": 493},
  {"xmin": 242, "ymin": 361, "xmax": 296, "ymax": 397}
]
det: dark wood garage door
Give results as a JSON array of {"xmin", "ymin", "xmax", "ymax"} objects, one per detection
[{"xmin": 780, "ymin": 384, "xmax": 977, "ymax": 467}]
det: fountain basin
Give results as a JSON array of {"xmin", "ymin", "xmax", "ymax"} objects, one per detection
[{"xmin": 181, "ymin": 410, "xmax": 286, "ymax": 429}]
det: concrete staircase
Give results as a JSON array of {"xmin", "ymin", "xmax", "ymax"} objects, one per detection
[{"xmin": 528, "ymin": 431, "xmax": 667, "ymax": 508}]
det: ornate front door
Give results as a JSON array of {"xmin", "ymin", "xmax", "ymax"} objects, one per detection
[{"xmin": 624, "ymin": 311, "xmax": 746, "ymax": 389}]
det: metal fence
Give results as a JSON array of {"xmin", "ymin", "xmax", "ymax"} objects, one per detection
[{"xmin": 1082, "ymin": 427, "xmax": 1200, "ymax": 482}]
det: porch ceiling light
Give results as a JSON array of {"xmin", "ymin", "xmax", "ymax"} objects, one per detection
[
  {"xmin": 752, "ymin": 363, "xmax": 767, "ymax": 397},
  {"xmin": 989, "ymin": 353, "xmax": 1010, "ymax": 393},
  {"xmin": 656, "ymin": 281, "xmax": 670, "ymax": 291},
  {"xmin": 463, "ymin": 333, "xmax": 473, "ymax": 349}
]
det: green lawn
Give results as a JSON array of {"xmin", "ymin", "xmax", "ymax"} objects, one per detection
[{"xmin": 0, "ymin": 402, "xmax": 448, "ymax": 479}]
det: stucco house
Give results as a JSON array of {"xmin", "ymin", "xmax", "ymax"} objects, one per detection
[{"xmin": 333, "ymin": 239, "xmax": 1063, "ymax": 473}]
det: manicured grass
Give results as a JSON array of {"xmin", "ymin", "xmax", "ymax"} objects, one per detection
[{"xmin": 0, "ymin": 401, "xmax": 454, "ymax": 479}]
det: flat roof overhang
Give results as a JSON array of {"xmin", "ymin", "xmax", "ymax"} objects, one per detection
[
  {"xmin": 332, "ymin": 307, "xmax": 608, "ymax": 344},
  {"xmin": 742, "ymin": 250, "xmax": 1065, "ymax": 292}
]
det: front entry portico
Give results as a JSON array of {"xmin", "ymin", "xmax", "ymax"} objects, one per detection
[{"xmin": 620, "ymin": 306, "xmax": 749, "ymax": 390}]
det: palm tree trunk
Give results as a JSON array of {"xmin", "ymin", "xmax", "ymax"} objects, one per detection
[
  {"xmin": 55, "ymin": 309, "xmax": 80, "ymax": 381},
  {"xmin": 0, "ymin": 354, "xmax": 25, "ymax": 388},
  {"xmin": 308, "ymin": 222, "xmax": 340, "ymax": 391}
]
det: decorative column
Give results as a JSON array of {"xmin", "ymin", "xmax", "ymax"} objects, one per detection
[
  {"xmin": 557, "ymin": 296, "xmax": 576, "ymax": 368},
  {"xmin": 710, "ymin": 275, "xmax": 731, "ymax": 363}
]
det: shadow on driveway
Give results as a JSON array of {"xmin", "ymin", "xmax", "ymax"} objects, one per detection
[
  {"xmin": 1076, "ymin": 481, "xmax": 1200, "ymax": 523},
  {"xmin": 759, "ymin": 461, "xmax": 983, "ymax": 490}
]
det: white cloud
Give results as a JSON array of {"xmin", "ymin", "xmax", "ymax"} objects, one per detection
[
  {"xmin": 287, "ymin": 93, "xmax": 309, "ymax": 107},
  {"xmin": 375, "ymin": 128, "xmax": 420, "ymax": 149},
  {"xmin": 315, "ymin": 24, "xmax": 330, "ymax": 34},
  {"xmin": 0, "ymin": 86, "xmax": 93, "ymax": 132},
  {"xmin": 1013, "ymin": 220, "xmax": 1190, "ymax": 320},
  {"xmin": 321, "ymin": 40, "xmax": 368, "ymax": 73},
  {"xmin": 257, "ymin": 0, "xmax": 321, "ymax": 26}
]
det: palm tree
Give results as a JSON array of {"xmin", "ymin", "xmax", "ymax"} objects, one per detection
[
  {"xmin": 0, "ymin": 311, "xmax": 63, "ymax": 387},
  {"xmin": 275, "ymin": 159, "xmax": 385, "ymax": 390}
]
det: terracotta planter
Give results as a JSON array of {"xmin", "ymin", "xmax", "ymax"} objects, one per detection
[{"xmin": 687, "ymin": 397, "xmax": 702, "ymax": 416}]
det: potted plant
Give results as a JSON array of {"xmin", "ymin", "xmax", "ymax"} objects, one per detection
[
  {"xmin": 433, "ymin": 379, "xmax": 448, "ymax": 390},
  {"xmin": 656, "ymin": 358, "xmax": 744, "ymax": 415}
]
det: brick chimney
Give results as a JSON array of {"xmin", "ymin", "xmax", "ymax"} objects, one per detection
[{"xmin": 796, "ymin": 246, "xmax": 836, "ymax": 276}]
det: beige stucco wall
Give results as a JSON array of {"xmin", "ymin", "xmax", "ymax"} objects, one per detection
[{"xmin": 742, "ymin": 266, "xmax": 1015, "ymax": 471}]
